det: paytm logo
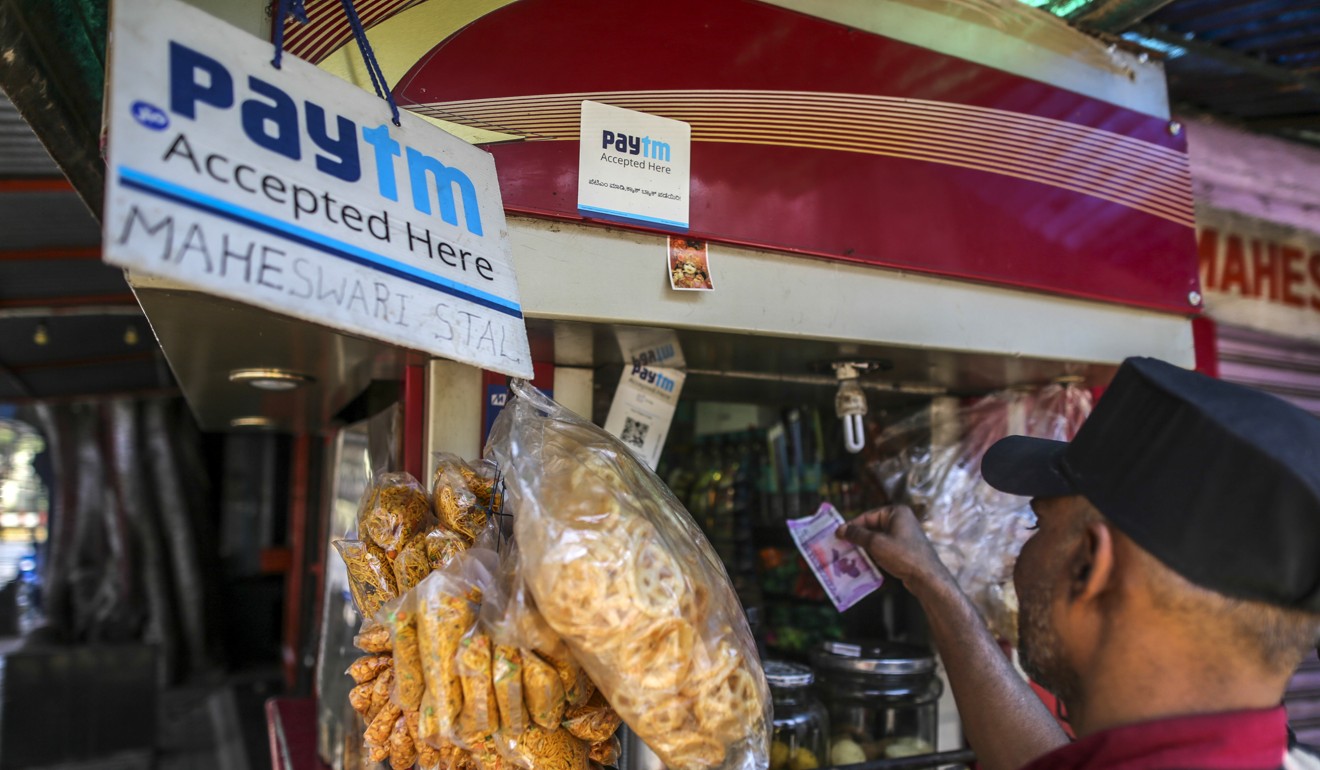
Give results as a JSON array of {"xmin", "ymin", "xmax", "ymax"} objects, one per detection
[
  {"xmin": 602, "ymin": 130, "xmax": 670, "ymax": 162},
  {"xmin": 166, "ymin": 41, "xmax": 484, "ymax": 236}
]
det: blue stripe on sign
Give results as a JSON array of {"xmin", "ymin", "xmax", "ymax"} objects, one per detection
[
  {"xmin": 116, "ymin": 166, "xmax": 523, "ymax": 319},
  {"xmin": 578, "ymin": 204, "xmax": 688, "ymax": 229}
]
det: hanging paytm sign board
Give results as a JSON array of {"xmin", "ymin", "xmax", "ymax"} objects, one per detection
[
  {"xmin": 103, "ymin": 0, "xmax": 532, "ymax": 378},
  {"xmin": 577, "ymin": 101, "xmax": 691, "ymax": 230}
]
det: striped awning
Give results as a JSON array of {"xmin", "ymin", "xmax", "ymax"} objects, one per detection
[{"xmin": 281, "ymin": 0, "xmax": 426, "ymax": 65}]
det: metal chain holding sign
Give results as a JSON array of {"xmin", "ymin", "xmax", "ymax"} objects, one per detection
[{"xmin": 272, "ymin": 0, "xmax": 401, "ymax": 125}]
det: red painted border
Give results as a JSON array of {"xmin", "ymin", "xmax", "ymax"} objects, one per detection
[
  {"xmin": 1192, "ymin": 315, "xmax": 1220, "ymax": 378},
  {"xmin": 402, "ymin": 363, "xmax": 426, "ymax": 479},
  {"xmin": 282, "ymin": 433, "xmax": 310, "ymax": 690},
  {"xmin": 394, "ymin": 0, "xmax": 1199, "ymax": 314}
]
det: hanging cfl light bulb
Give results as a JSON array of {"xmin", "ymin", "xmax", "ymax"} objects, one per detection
[
  {"xmin": 32, "ymin": 322, "xmax": 49, "ymax": 346},
  {"xmin": 833, "ymin": 362, "xmax": 869, "ymax": 454}
]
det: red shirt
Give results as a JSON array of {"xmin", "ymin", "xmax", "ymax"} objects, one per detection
[{"xmin": 1020, "ymin": 707, "xmax": 1289, "ymax": 770}]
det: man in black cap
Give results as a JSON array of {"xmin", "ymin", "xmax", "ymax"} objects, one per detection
[{"xmin": 839, "ymin": 357, "xmax": 1320, "ymax": 770}]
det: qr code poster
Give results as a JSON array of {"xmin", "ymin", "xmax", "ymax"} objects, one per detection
[
  {"xmin": 620, "ymin": 417, "xmax": 651, "ymax": 449},
  {"xmin": 604, "ymin": 364, "xmax": 685, "ymax": 469}
]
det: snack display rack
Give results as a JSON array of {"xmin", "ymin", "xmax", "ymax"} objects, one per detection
[{"xmin": 106, "ymin": 2, "xmax": 1208, "ymax": 770}]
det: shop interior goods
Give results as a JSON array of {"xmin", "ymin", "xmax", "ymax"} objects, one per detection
[
  {"xmin": 810, "ymin": 641, "xmax": 942, "ymax": 762},
  {"xmin": 765, "ymin": 660, "xmax": 829, "ymax": 770}
]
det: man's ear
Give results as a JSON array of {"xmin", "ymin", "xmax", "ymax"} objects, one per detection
[{"xmin": 1068, "ymin": 520, "xmax": 1115, "ymax": 602}]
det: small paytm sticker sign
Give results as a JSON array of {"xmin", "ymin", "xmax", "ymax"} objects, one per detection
[{"xmin": 577, "ymin": 100, "xmax": 691, "ymax": 230}]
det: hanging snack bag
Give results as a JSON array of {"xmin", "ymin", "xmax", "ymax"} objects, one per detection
[
  {"xmin": 360, "ymin": 471, "xmax": 433, "ymax": 558},
  {"xmin": 427, "ymin": 526, "xmax": 470, "ymax": 572},
  {"xmin": 381, "ymin": 601, "xmax": 425, "ymax": 711},
  {"xmin": 390, "ymin": 713, "xmax": 419, "ymax": 770},
  {"xmin": 432, "ymin": 454, "xmax": 492, "ymax": 543},
  {"xmin": 456, "ymin": 629, "xmax": 501, "ymax": 745},
  {"xmin": 507, "ymin": 584, "xmax": 593, "ymax": 710},
  {"xmin": 521, "ymin": 650, "xmax": 567, "ymax": 729},
  {"xmin": 415, "ymin": 549, "xmax": 499, "ymax": 746},
  {"xmin": 488, "ymin": 381, "xmax": 771, "ymax": 770},
  {"xmin": 347, "ymin": 654, "xmax": 392, "ymax": 685},
  {"xmin": 335, "ymin": 540, "xmax": 398, "ymax": 622},
  {"xmin": 355, "ymin": 624, "xmax": 393, "ymax": 654},
  {"xmin": 504, "ymin": 725, "xmax": 590, "ymax": 770},
  {"xmin": 394, "ymin": 532, "xmax": 435, "ymax": 594},
  {"xmin": 590, "ymin": 735, "xmax": 621, "ymax": 766},
  {"xmin": 562, "ymin": 689, "xmax": 621, "ymax": 744},
  {"xmin": 482, "ymin": 554, "xmax": 531, "ymax": 739},
  {"xmin": 492, "ymin": 644, "xmax": 529, "ymax": 737}
]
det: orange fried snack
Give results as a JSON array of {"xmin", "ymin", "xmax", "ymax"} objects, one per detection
[
  {"xmin": 407, "ymin": 710, "xmax": 444, "ymax": 770},
  {"xmin": 493, "ymin": 644, "xmax": 528, "ymax": 736},
  {"xmin": 366, "ymin": 703, "xmax": 403, "ymax": 748},
  {"xmin": 369, "ymin": 667, "xmax": 396, "ymax": 721},
  {"xmin": 336, "ymin": 540, "xmax": 398, "ymax": 621},
  {"xmin": 389, "ymin": 713, "xmax": 419, "ymax": 770},
  {"xmin": 521, "ymin": 650, "xmax": 567, "ymax": 729},
  {"xmin": 459, "ymin": 464, "xmax": 496, "ymax": 506},
  {"xmin": 432, "ymin": 457, "xmax": 489, "ymax": 542},
  {"xmin": 456, "ymin": 631, "xmax": 500, "ymax": 744},
  {"xmin": 417, "ymin": 585, "xmax": 482, "ymax": 736},
  {"xmin": 589, "ymin": 735, "xmax": 621, "ymax": 766},
  {"xmin": 349, "ymin": 680, "xmax": 373, "ymax": 717},
  {"xmin": 347, "ymin": 653, "xmax": 392, "ymax": 684},
  {"xmin": 542, "ymin": 650, "xmax": 591, "ymax": 708},
  {"xmin": 562, "ymin": 689, "xmax": 621, "ymax": 744},
  {"xmin": 354, "ymin": 624, "xmax": 393, "ymax": 654},
  {"xmin": 514, "ymin": 429, "xmax": 772, "ymax": 770},
  {"xmin": 361, "ymin": 477, "xmax": 431, "ymax": 557},
  {"xmin": 510, "ymin": 726, "xmax": 590, "ymax": 770},
  {"xmin": 395, "ymin": 533, "xmax": 433, "ymax": 594},
  {"xmin": 426, "ymin": 526, "xmax": 469, "ymax": 572},
  {"xmin": 390, "ymin": 609, "xmax": 425, "ymax": 710}
]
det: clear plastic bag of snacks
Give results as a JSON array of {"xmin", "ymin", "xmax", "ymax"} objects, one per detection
[
  {"xmin": 870, "ymin": 383, "xmax": 1091, "ymax": 642},
  {"xmin": 487, "ymin": 380, "xmax": 770, "ymax": 770},
  {"xmin": 414, "ymin": 549, "xmax": 499, "ymax": 747},
  {"xmin": 358, "ymin": 471, "xmax": 434, "ymax": 559},
  {"xmin": 432, "ymin": 454, "xmax": 498, "ymax": 544}
]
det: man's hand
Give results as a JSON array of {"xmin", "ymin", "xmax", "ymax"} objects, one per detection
[
  {"xmin": 840, "ymin": 506, "xmax": 1070, "ymax": 770},
  {"xmin": 837, "ymin": 506, "xmax": 952, "ymax": 595}
]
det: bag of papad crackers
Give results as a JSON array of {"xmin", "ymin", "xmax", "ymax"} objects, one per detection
[{"xmin": 486, "ymin": 380, "xmax": 771, "ymax": 770}]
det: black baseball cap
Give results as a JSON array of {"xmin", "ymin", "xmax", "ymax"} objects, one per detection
[{"xmin": 982, "ymin": 356, "xmax": 1320, "ymax": 612}]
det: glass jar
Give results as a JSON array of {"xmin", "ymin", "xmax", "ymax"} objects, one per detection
[
  {"xmin": 810, "ymin": 641, "xmax": 942, "ymax": 763},
  {"xmin": 767, "ymin": 660, "xmax": 830, "ymax": 770}
]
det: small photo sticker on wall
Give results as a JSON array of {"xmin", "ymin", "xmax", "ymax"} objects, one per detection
[{"xmin": 668, "ymin": 237, "xmax": 714, "ymax": 291}]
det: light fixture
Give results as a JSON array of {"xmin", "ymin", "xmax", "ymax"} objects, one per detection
[
  {"xmin": 832, "ymin": 361, "xmax": 875, "ymax": 454},
  {"xmin": 228, "ymin": 367, "xmax": 315, "ymax": 391},
  {"xmin": 230, "ymin": 416, "xmax": 277, "ymax": 430},
  {"xmin": 124, "ymin": 325, "xmax": 140, "ymax": 346},
  {"xmin": 33, "ymin": 322, "xmax": 48, "ymax": 346}
]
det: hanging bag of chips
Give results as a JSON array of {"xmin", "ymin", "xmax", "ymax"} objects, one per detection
[
  {"xmin": 487, "ymin": 380, "xmax": 771, "ymax": 770},
  {"xmin": 413, "ymin": 549, "xmax": 498, "ymax": 748},
  {"xmin": 359, "ymin": 471, "xmax": 434, "ymax": 559}
]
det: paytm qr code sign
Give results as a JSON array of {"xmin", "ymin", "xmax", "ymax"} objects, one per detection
[{"xmin": 604, "ymin": 363, "xmax": 685, "ymax": 469}]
